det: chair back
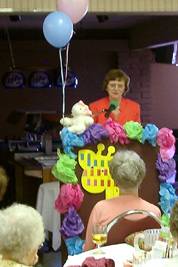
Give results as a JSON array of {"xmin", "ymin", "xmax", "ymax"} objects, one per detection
[{"xmin": 106, "ymin": 209, "xmax": 163, "ymax": 245}]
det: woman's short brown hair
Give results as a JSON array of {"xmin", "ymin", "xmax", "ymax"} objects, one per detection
[{"xmin": 102, "ymin": 69, "xmax": 130, "ymax": 95}]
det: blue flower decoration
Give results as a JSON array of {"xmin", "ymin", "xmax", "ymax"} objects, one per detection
[
  {"xmin": 158, "ymin": 183, "xmax": 178, "ymax": 216},
  {"xmin": 60, "ymin": 127, "xmax": 84, "ymax": 159},
  {"xmin": 142, "ymin": 123, "xmax": 159, "ymax": 147}
]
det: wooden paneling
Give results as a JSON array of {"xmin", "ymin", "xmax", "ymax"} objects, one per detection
[{"xmin": 0, "ymin": 0, "xmax": 178, "ymax": 13}]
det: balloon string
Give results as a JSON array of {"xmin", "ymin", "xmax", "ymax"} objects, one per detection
[
  {"xmin": 6, "ymin": 28, "xmax": 16, "ymax": 69},
  {"xmin": 65, "ymin": 43, "xmax": 70, "ymax": 79},
  {"xmin": 59, "ymin": 49, "xmax": 65, "ymax": 119},
  {"xmin": 59, "ymin": 43, "xmax": 70, "ymax": 120}
]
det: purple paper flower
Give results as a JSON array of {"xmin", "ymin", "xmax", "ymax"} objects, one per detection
[
  {"xmin": 60, "ymin": 206, "xmax": 84, "ymax": 239},
  {"xmin": 156, "ymin": 153, "xmax": 176, "ymax": 182},
  {"xmin": 82, "ymin": 123, "xmax": 109, "ymax": 145}
]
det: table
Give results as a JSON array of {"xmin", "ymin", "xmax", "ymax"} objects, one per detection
[
  {"xmin": 9, "ymin": 152, "xmax": 58, "ymax": 207},
  {"xmin": 36, "ymin": 181, "xmax": 61, "ymax": 251},
  {"xmin": 64, "ymin": 243, "xmax": 135, "ymax": 267}
]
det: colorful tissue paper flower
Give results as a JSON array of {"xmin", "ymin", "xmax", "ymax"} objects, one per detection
[
  {"xmin": 156, "ymin": 127, "xmax": 176, "ymax": 149},
  {"xmin": 160, "ymin": 146, "xmax": 176, "ymax": 162},
  {"xmin": 60, "ymin": 206, "xmax": 84, "ymax": 239},
  {"xmin": 60, "ymin": 127, "xmax": 85, "ymax": 159},
  {"xmin": 123, "ymin": 121, "xmax": 143, "ymax": 143},
  {"xmin": 142, "ymin": 123, "xmax": 159, "ymax": 147},
  {"xmin": 103, "ymin": 118, "xmax": 130, "ymax": 144},
  {"xmin": 82, "ymin": 123, "xmax": 109, "ymax": 145},
  {"xmin": 161, "ymin": 213, "xmax": 170, "ymax": 227},
  {"xmin": 64, "ymin": 236, "xmax": 85, "ymax": 256},
  {"xmin": 156, "ymin": 153, "xmax": 176, "ymax": 182},
  {"xmin": 166, "ymin": 172, "xmax": 177, "ymax": 184},
  {"xmin": 158, "ymin": 182, "xmax": 178, "ymax": 216},
  {"xmin": 51, "ymin": 149, "xmax": 78, "ymax": 185},
  {"xmin": 55, "ymin": 183, "xmax": 84, "ymax": 214}
]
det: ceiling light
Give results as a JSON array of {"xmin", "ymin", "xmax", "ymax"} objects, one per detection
[
  {"xmin": 9, "ymin": 15, "xmax": 21, "ymax": 22},
  {"xmin": 96, "ymin": 15, "xmax": 109, "ymax": 23}
]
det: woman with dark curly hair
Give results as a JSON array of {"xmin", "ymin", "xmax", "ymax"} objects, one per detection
[{"xmin": 89, "ymin": 69, "xmax": 141, "ymax": 125}]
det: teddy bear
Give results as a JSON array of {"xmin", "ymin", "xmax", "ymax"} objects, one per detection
[{"xmin": 60, "ymin": 100, "xmax": 94, "ymax": 135}]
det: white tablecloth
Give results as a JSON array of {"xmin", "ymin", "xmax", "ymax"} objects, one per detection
[
  {"xmin": 64, "ymin": 243, "xmax": 135, "ymax": 267},
  {"xmin": 36, "ymin": 181, "xmax": 61, "ymax": 251}
]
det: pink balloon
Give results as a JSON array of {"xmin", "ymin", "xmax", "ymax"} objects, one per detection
[{"xmin": 57, "ymin": 0, "xmax": 89, "ymax": 24}]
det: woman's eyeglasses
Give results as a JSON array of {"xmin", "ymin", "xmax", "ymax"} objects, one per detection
[{"xmin": 108, "ymin": 82, "xmax": 125, "ymax": 90}]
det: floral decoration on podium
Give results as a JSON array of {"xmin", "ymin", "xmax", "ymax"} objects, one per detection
[{"xmin": 52, "ymin": 100, "xmax": 177, "ymax": 255}]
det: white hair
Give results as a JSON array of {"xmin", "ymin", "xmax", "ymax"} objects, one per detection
[
  {"xmin": 0, "ymin": 203, "xmax": 45, "ymax": 264},
  {"xmin": 109, "ymin": 150, "xmax": 146, "ymax": 189}
]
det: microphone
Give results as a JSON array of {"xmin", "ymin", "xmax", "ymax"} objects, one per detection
[
  {"xmin": 92, "ymin": 109, "xmax": 107, "ymax": 118},
  {"xmin": 105, "ymin": 101, "xmax": 118, "ymax": 117}
]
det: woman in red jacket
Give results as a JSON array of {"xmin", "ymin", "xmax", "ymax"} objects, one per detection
[{"xmin": 89, "ymin": 69, "xmax": 141, "ymax": 126}]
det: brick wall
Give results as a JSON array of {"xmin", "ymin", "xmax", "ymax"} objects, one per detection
[{"xmin": 118, "ymin": 49, "xmax": 155, "ymax": 126}]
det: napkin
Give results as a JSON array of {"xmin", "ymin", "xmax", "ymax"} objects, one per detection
[
  {"xmin": 66, "ymin": 257, "xmax": 115, "ymax": 267},
  {"xmin": 81, "ymin": 256, "xmax": 115, "ymax": 267}
]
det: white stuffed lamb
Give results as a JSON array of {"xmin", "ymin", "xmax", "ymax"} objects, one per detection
[{"xmin": 60, "ymin": 100, "xmax": 94, "ymax": 135}]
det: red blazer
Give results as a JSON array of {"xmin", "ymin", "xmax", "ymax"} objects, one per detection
[{"xmin": 89, "ymin": 96, "xmax": 141, "ymax": 126}]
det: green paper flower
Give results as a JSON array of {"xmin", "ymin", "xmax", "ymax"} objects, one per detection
[
  {"xmin": 52, "ymin": 149, "xmax": 78, "ymax": 185},
  {"xmin": 123, "ymin": 121, "xmax": 143, "ymax": 143},
  {"xmin": 161, "ymin": 213, "xmax": 170, "ymax": 227}
]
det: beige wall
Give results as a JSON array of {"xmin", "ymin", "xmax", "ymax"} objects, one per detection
[{"xmin": 1, "ymin": 0, "xmax": 178, "ymax": 12}]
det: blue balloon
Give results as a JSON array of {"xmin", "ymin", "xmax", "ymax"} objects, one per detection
[{"xmin": 43, "ymin": 11, "xmax": 73, "ymax": 48}]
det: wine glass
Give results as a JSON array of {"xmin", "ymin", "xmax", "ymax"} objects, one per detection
[{"xmin": 92, "ymin": 224, "xmax": 108, "ymax": 254}]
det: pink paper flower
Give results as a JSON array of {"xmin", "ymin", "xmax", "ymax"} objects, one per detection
[
  {"xmin": 103, "ymin": 118, "xmax": 130, "ymax": 144},
  {"xmin": 55, "ymin": 183, "xmax": 84, "ymax": 214},
  {"xmin": 160, "ymin": 146, "xmax": 176, "ymax": 161},
  {"xmin": 156, "ymin": 127, "xmax": 176, "ymax": 149},
  {"xmin": 156, "ymin": 127, "xmax": 176, "ymax": 161}
]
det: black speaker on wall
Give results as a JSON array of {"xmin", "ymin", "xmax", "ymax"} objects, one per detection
[{"xmin": 152, "ymin": 45, "xmax": 174, "ymax": 64}]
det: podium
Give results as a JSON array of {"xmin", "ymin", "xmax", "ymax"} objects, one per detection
[{"xmin": 61, "ymin": 139, "xmax": 161, "ymax": 264}]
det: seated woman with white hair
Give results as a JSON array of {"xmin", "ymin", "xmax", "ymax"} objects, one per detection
[
  {"xmin": 83, "ymin": 149, "xmax": 161, "ymax": 252},
  {"xmin": 0, "ymin": 203, "xmax": 45, "ymax": 267}
]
